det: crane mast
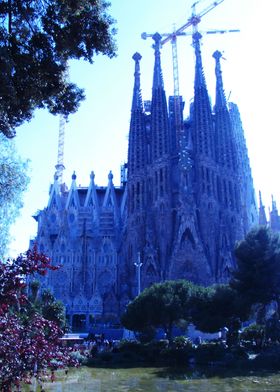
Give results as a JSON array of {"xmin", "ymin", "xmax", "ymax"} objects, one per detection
[
  {"xmin": 55, "ymin": 63, "xmax": 69, "ymax": 188},
  {"xmin": 55, "ymin": 114, "xmax": 66, "ymax": 186}
]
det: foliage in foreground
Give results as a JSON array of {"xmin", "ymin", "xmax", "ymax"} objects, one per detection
[
  {"xmin": 0, "ymin": 246, "xmax": 78, "ymax": 391},
  {"xmin": 0, "ymin": 0, "xmax": 116, "ymax": 137},
  {"xmin": 122, "ymin": 227, "xmax": 280, "ymax": 345},
  {"xmin": 231, "ymin": 226, "xmax": 280, "ymax": 319},
  {"xmin": 0, "ymin": 133, "xmax": 29, "ymax": 258},
  {"xmin": 121, "ymin": 280, "xmax": 198, "ymax": 340},
  {"xmin": 121, "ymin": 280, "xmax": 248, "ymax": 341}
]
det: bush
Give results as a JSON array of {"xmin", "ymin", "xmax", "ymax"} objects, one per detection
[
  {"xmin": 265, "ymin": 314, "xmax": 280, "ymax": 343},
  {"xmin": 171, "ymin": 336, "xmax": 193, "ymax": 350},
  {"xmin": 69, "ymin": 350, "xmax": 87, "ymax": 364},
  {"xmin": 195, "ymin": 342, "xmax": 227, "ymax": 364},
  {"xmin": 252, "ymin": 345, "xmax": 280, "ymax": 369},
  {"xmin": 118, "ymin": 340, "xmax": 142, "ymax": 353},
  {"xmin": 240, "ymin": 324, "xmax": 265, "ymax": 348},
  {"xmin": 138, "ymin": 326, "xmax": 156, "ymax": 343}
]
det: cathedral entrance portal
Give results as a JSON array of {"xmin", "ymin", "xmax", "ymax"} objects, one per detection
[{"xmin": 72, "ymin": 314, "xmax": 87, "ymax": 332}]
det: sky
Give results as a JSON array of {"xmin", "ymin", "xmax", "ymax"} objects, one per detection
[{"xmin": 8, "ymin": 0, "xmax": 280, "ymax": 256}]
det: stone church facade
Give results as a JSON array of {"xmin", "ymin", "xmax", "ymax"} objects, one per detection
[{"xmin": 33, "ymin": 33, "xmax": 258, "ymax": 330}]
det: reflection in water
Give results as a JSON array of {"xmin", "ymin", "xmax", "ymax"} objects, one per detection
[{"xmin": 24, "ymin": 366, "xmax": 280, "ymax": 392}]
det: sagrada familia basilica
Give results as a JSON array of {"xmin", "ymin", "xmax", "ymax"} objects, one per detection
[{"xmin": 32, "ymin": 30, "xmax": 279, "ymax": 331}]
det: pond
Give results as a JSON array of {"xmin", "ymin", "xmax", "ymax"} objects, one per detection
[{"xmin": 24, "ymin": 366, "xmax": 280, "ymax": 391}]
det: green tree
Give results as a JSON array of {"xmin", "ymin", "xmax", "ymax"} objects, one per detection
[
  {"xmin": 121, "ymin": 280, "xmax": 197, "ymax": 340},
  {"xmin": 0, "ymin": 0, "xmax": 116, "ymax": 137},
  {"xmin": 0, "ymin": 134, "xmax": 29, "ymax": 258},
  {"xmin": 231, "ymin": 226, "xmax": 280, "ymax": 317},
  {"xmin": 40, "ymin": 289, "xmax": 66, "ymax": 329},
  {"xmin": 191, "ymin": 284, "xmax": 250, "ymax": 334}
]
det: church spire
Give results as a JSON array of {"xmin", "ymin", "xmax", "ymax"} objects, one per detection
[
  {"xmin": 152, "ymin": 33, "xmax": 164, "ymax": 90},
  {"xmin": 213, "ymin": 50, "xmax": 236, "ymax": 171},
  {"xmin": 131, "ymin": 52, "xmax": 143, "ymax": 111},
  {"xmin": 258, "ymin": 191, "xmax": 267, "ymax": 226},
  {"xmin": 213, "ymin": 50, "xmax": 227, "ymax": 109},
  {"xmin": 127, "ymin": 52, "xmax": 146, "ymax": 179},
  {"xmin": 193, "ymin": 32, "xmax": 207, "ymax": 90},
  {"xmin": 150, "ymin": 33, "xmax": 170, "ymax": 161},
  {"xmin": 192, "ymin": 32, "xmax": 214, "ymax": 159}
]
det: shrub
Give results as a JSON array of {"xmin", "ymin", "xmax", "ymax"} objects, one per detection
[
  {"xmin": 195, "ymin": 342, "xmax": 227, "ymax": 364},
  {"xmin": 172, "ymin": 336, "xmax": 193, "ymax": 350},
  {"xmin": 118, "ymin": 340, "xmax": 144, "ymax": 355},
  {"xmin": 69, "ymin": 351, "xmax": 87, "ymax": 364},
  {"xmin": 240, "ymin": 324, "xmax": 265, "ymax": 348}
]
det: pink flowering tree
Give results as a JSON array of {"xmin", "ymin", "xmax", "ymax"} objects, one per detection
[{"xmin": 0, "ymin": 246, "xmax": 77, "ymax": 391}]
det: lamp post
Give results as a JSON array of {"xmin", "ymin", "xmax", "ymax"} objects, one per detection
[{"xmin": 134, "ymin": 252, "xmax": 143, "ymax": 296}]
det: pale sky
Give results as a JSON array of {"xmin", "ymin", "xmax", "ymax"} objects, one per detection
[{"xmin": 9, "ymin": 0, "xmax": 280, "ymax": 256}]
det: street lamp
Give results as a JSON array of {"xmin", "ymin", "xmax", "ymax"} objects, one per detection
[{"xmin": 134, "ymin": 252, "xmax": 143, "ymax": 296}]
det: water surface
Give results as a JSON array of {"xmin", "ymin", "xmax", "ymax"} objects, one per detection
[{"xmin": 25, "ymin": 366, "xmax": 280, "ymax": 391}]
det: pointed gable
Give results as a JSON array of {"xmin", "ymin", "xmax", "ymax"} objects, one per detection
[
  {"xmin": 103, "ymin": 171, "xmax": 118, "ymax": 209},
  {"xmin": 85, "ymin": 171, "xmax": 100, "ymax": 211},
  {"xmin": 47, "ymin": 174, "xmax": 62, "ymax": 210},
  {"xmin": 66, "ymin": 171, "xmax": 80, "ymax": 209}
]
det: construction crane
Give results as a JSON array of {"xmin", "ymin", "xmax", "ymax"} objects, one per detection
[
  {"xmin": 55, "ymin": 63, "xmax": 69, "ymax": 188},
  {"xmin": 141, "ymin": 0, "xmax": 238, "ymax": 97},
  {"xmin": 55, "ymin": 113, "xmax": 66, "ymax": 187},
  {"xmin": 141, "ymin": 0, "xmax": 239, "ymax": 149}
]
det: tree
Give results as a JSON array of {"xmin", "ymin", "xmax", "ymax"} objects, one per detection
[
  {"xmin": 121, "ymin": 280, "xmax": 198, "ymax": 340},
  {"xmin": 0, "ymin": 133, "xmax": 29, "ymax": 258},
  {"xmin": 231, "ymin": 226, "xmax": 280, "ymax": 315},
  {"xmin": 40, "ymin": 288, "xmax": 67, "ymax": 329},
  {"xmin": 0, "ymin": 246, "xmax": 77, "ymax": 391},
  {"xmin": 191, "ymin": 284, "xmax": 250, "ymax": 334},
  {"xmin": 0, "ymin": 0, "xmax": 116, "ymax": 137}
]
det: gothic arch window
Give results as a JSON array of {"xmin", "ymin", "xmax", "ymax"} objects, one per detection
[
  {"xmin": 145, "ymin": 263, "xmax": 158, "ymax": 287},
  {"xmin": 99, "ymin": 240, "xmax": 114, "ymax": 267},
  {"xmin": 103, "ymin": 292, "xmax": 117, "ymax": 315},
  {"xmin": 224, "ymin": 264, "xmax": 231, "ymax": 279},
  {"xmin": 98, "ymin": 271, "xmax": 113, "ymax": 295},
  {"xmin": 180, "ymin": 228, "xmax": 195, "ymax": 250},
  {"xmin": 146, "ymin": 264, "xmax": 156, "ymax": 277}
]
